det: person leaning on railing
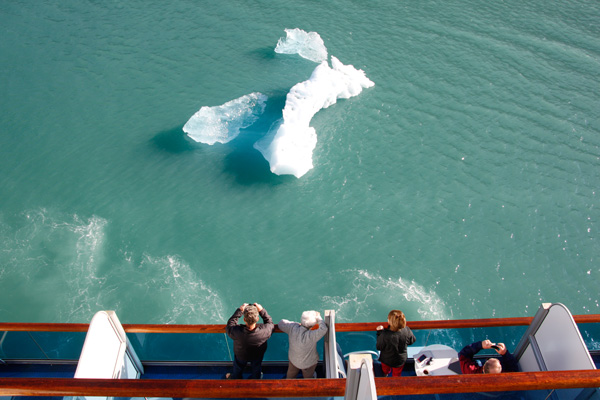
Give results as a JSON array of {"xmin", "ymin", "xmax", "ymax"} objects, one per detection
[
  {"xmin": 278, "ymin": 311, "xmax": 329, "ymax": 379},
  {"xmin": 375, "ymin": 309, "xmax": 416, "ymax": 377},
  {"xmin": 458, "ymin": 339, "xmax": 519, "ymax": 374}
]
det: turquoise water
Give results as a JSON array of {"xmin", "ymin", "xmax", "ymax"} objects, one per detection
[{"xmin": 0, "ymin": 1, "xmax": 598, "ymax": 325}]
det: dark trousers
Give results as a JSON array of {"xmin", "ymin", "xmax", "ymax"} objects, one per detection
[{"xmin": 231, "ymin": 355, "xmax": 263, "ymax": 379}]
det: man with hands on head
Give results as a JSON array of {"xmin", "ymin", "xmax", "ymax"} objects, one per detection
[
  {"xmin": 226, "ymin": 302, "xmax": 274, "ymax": 379},
  {"xmin": 458, "ymin": 339, "xmax": 518, "ymax": 374}
]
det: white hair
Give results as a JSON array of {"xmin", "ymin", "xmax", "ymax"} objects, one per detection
[{"xmin": 301, "ymin": 310, "xmax": 319, "ymax": 328}]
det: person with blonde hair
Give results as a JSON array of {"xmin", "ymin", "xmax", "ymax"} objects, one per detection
[
  {"xmin": 278, "ymin": 310, "xmax": 328, "ymax": 378},
  {"xmin": 459, "ymin": 339, "xmax": 518, "ymax": 374},
  {"xmin": 226, "ymin": 303, "xmax": 274, "ymax": 379},
  {"xmin": 376, "ymin": 309, "xmax": 416, "ymax": 377}
]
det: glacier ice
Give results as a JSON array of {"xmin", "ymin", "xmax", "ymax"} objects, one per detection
[
  {"xmin": 254, "ymin": 56, "xmax": 374, "ymax": 178},
  {"xmin": 183, "ymin": 92, "xmax": 267, "ymax": 145},
  {"xmin": 274, "ymin": 28, "xmax": 328, "ymax": 63},
  {"xmin": 182, "ymin": 29, "xmax": 373, "ymax": 179}
]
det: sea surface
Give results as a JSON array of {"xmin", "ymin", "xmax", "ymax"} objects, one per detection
[{"xmin": 0, "ymin": 1, "xmax": 598, "ymax": 327}]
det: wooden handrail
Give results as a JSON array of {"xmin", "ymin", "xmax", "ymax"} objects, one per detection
[
  {"xmin": 376, "ymin": 370, "xmax": 600, "ymax": 395},
  {"xmin": 1, "ymin": 314, "xmax": 599, "ymax": 333},
  {"xmin": 1, "ymin": 370, "xmax": 599, "ymax": 397},
  {"xmin": 336, "ymin": 317, "xmax": 535, "ymax": 331},
  {"xmin": 0, "ymin": 323, "xmax": 90, "ymax": 333}
]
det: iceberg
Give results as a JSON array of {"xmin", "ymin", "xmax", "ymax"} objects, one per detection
[
  {"xmin": 183, "ymin": 92, "xmax": 267, "ymax": 145},
  {"xmin": 274, "ymin": 28, "xmax": 328, "ymax": 63},
  {"xmin": 254, "ymin": 56, "xmax": 374, "ymax": 178}
]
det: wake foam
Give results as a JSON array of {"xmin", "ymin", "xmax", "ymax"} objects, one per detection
[
  {"xmin": 131, "ymin": 255, "xmax": 225, "ymax": 324},
  {"xmin": 0, "ymin": 209, "xmax": 225, "ymax": 323},
  {"xmin": 183, "ymin": 92, "xmax": 267, "ymax": 145},
  {"xmin": 274, "ymin": 28, "xmax": 328, "ymax": 63},
  {"xmin": 0, "ymin": 209, "xmax": 108, "ymax": 321},
  {"xmin": 321, "ymin": 269, "xmax": 462, "ymax": 347},
  {"xmin": 321, "ymin": 269, "xmax": 449, "ymax": 322},
  {"xmin": 254, "ymin": 56, "xmax": 374, "ymax": 178}
]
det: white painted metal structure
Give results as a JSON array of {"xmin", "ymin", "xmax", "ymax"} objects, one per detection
[
  {"xmin": 71, "ymin": 311, "xmax": 144, "ymax": 400},
  {"xmin": 344, "ymin": 353, "xmax": 377, "ymax": 400},
  {"xmin": 514, "ymin": 303, "xmax": 598, "ymax": 400},
  {"xmin": 74, "ymin": 310, "xmax": 143, "ymax": 380},
  {"xmin": 324, "ymin": 309, "xmax": 346, "ymax": 379}
]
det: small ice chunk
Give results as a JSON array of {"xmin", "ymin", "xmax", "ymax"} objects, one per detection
[
  {"xmin": 274, "ymin": 28, "xmax": 328, "ymax": 63},
  {"xmin": 183, "ymin": 92, "xmax": 267, "ymax": 145},
  {"xmin": 254, "ymin": 57, "xmax": 374, "ymax": 178}
]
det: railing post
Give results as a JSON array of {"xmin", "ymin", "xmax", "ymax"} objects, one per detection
[
  {"xmin": 344, "ymin": 353, "xmax": 377, "ymax": 400},
  {"xmin": 324, "ymin": 310, "xmax": 345, "ymax": 379}
]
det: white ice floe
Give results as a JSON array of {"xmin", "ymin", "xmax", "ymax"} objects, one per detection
[
  {"xmin": 183, "ymin": 92, "xmax": 267, "ymax": 145},
  {"xmin": 254, "ymin": 56, "xmax": 374, "ymax": 178},
  {"xmin": 274, "ymin": 28, "xmax": 328, "ymax": 63}
]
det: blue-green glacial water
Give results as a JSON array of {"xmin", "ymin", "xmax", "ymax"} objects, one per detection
[{"xmin": 0, "ymin": 1, "xmax": 598, "ymax": 329}]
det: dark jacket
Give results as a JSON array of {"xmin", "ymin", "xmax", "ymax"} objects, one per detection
[
  {"xmin": 226, "ymin": 307, "xmax": 274, "ymax": 361},
  {"xmin": 458, "ymin": 341, "xmax": 519, "ymax": 374},
  {"xmin": 376, "ymin": 326, "xmax": 416, "ymax": 367}
]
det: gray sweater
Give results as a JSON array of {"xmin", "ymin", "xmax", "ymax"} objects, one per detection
[{"xmin": 278, "ymin": 317, "xmax": 328, "ymax": 369}]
